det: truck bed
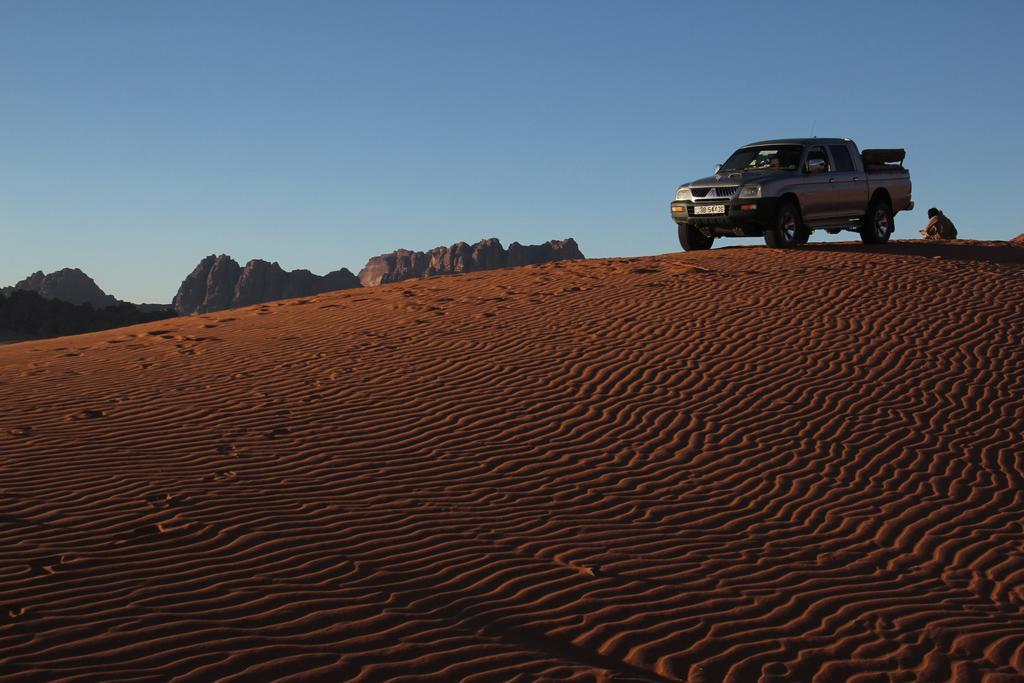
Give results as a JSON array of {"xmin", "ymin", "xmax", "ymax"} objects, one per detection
[{"xmin": 862, "ymin": 148, "xmax": 906, "ymax": 174}]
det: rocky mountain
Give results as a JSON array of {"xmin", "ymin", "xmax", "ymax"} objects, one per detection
[
  {"xmin": 357, "ymin": 238, "xmax": 584, "ymax": 287},
  {"xmin": 7, "ymin": 236, "xmax": 584, "ymax": 327},
  {"xmin": 173, "ymin": 238, "xmax": 583, "ymax": 314},
  {"xmin": 173, "ymin": 255, "xmax": 360, "ymax": 315},
  {"xmin": 3, "ymin": 268, "xmax": 119, "ymax": 308},
  {"xmin": 233, "ymin": 259, "xmax": 362, "ymax": 308}
]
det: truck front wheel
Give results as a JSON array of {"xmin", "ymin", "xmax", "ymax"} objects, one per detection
[
  {"xmin": 678, "ymin": 223, "xmax": 714, "ymax": 251},
  {"xmin": 764, "ymin": 201, "xmax": 804, "ymax": 248},
  {"xmin": 860, "ymin": 199, "xmax": 893, "ymax": 244}
]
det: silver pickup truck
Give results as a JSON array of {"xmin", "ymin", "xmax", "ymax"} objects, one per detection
[{"xmin": 670, "ymin": 138, "xmax": 913, "ymax": 250}]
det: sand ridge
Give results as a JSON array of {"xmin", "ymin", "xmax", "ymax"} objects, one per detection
[{"xmin": 1, "ymin": 240, "xmax": 1022, "ymax": 682}]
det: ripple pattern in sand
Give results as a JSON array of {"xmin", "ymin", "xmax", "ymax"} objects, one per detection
[{"xmin": 0, "ymin": 241, "xmax": 1022, "ymax": 682}]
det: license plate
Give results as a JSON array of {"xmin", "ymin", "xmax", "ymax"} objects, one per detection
[{"xmin": 694, "ymin": 204, "xmax": 726, "ymax": 215}]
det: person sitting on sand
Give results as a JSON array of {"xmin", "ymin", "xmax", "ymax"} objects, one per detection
[{"xmin": 921, "ymin": 207, "xmax": 958, "ymax": 240}]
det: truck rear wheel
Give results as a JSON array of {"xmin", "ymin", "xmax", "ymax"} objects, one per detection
[
  {"xmin": 678, "ymin": 223, "xmax": 714, "ymax": 251},
  {"xmin": 860, "ymin": 199, "xmax": 893, "ymax": 244},
  {"xmin": 764, "ymin": 201, "xmax": 804, "ymax": 248}
]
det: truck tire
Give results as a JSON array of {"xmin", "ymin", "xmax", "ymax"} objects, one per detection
[
  {"xmin": 764, "ymin": 201, "xmax": 803, "ymax": 248},
  {"xmin": 860, "ymin": 198, "xmax": 893, "ymax": 244},
  {"xmin": 678, "ymin": 223, "xmax": 714, "ymax": 251}
]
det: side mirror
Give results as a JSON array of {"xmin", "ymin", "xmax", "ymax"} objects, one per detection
[
  {"xmin": 805, "ymin": 158, "xmax": 827, "ymax": 174},
  {"xmin": 714, "ymin": 164, "xmax": 722, "ymax": 173}
]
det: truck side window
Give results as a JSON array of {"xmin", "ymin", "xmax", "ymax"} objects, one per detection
[
  {"xmin": 828, "ymin": 145, "xmax": 855, "ymax": 172},
  {"xmin": 805, "ymin": 146, "xmax": 831, "ymax": 172}
]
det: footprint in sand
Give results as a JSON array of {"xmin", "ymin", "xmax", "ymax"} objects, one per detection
[
  {"xmin": 874, "ymin": 615, "xmax": 897, "ymax": 634},
  {"xmin": 29, "ymin": 555, "xmax": 68, "ymax": 576},
  {"xmin": 70, "ymin": 409, "xmax": 106, "ymax": 421},
  {"xmin": 941, "ymin": 566, "xmax": 973, "ymax": 588},
  {"xmin": 147, "ymin": 493, "xmax": 187, "ymax": 509},
  {"xmin": 133, "ymin": 523, "xmax": 168, "ymax": 536},
  {"xmin": 760, "ymin": 662, "xmax": 790, "ymax": 681}
]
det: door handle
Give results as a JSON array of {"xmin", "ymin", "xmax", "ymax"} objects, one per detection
[
  {"xmin": 853, "ymin": 177, "xmax": 860, "ymax": 181},
  {"xmin": 829, "ymin": 178, "xmax": 835, "ymax": 183}
]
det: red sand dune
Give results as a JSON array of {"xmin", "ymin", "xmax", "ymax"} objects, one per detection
[{"xmin": 1, "ymin": 240, "xmax": 1022, "ymax": 682}]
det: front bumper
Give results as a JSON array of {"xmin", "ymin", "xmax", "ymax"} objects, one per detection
[{"xmin": 670, "ymin": 198, "xmax": 778, "ymax": 236}]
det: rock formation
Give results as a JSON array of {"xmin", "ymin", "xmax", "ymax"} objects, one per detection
[
  {"xmin": 173, "ymin": 255, "xmax": 360, "ymax": 314},
  {"xmin": 1011, "ymin": 233, "xmax": 1024, "ymax": 245},
  {"xmin": 3, "ymin": 268, "xmax": 118, "ymax": 308},
  {"xmin": 172, "ymin": 255, "xmax": 241, "ymax": 314},
  {"xmin": 234, "ymin": 260, "xmax": 360, "ymax": 308},
  {"xmin": 174, "ymin": 238, "xmax": 583, "ymax": 314},
  {"xmin": 506, "ymin": 239, "xmax": 585, "ymax": 267},
  {"xmin": 357, "ymin": 238, "xmax": 584, "ymax": 287}
]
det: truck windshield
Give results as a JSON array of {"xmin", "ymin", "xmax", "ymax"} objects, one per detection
[{"xmin": 720, "ymin": 145, "xmax": 802, "ymax": 172}]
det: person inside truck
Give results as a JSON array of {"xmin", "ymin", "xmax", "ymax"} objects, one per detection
[
  {"xmin": 722, "ymin": 146, "xmax": 802, "ymax": 172},
  {"xmin": 921, "ymin": 207, "xmax": 958, "ymax": 240}
]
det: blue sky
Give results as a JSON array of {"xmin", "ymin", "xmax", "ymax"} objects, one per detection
[{"xmin": 2, "ymin": 0, "xmax": 1022, "ymax": 303}]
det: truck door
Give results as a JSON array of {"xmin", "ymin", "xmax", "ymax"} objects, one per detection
[
  {"xmin": 828, "ymin": 143, "xmax": 869, "ymax": 218},
  {"xmin": 798, "ymin": 145, "xmax": 840, "ymax": 222}
]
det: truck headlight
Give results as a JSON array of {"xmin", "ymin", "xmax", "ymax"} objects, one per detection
[
  {"xmin": 738, "ymin": 185, "xmax": 762, "ymax": 198},
  {"xmin": 675, "ymin": 187, "xmax": 692, "ymax": 201}
]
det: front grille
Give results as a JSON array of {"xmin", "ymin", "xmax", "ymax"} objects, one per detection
[{"xmin": 691, "ymin": 186, "xmax": 738, "ymax": 200}]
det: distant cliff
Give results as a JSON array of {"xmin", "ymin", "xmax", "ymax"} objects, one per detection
[
  {"xmin": 173, "ymin": 238, "xmax": 583, "ymax": 314},
  {"xmin": 357, "ymin": 238, "xmax": 584, "ymax": 287},
  {"xmin": 3, "ymin": 268, "xmax": 119, "ymax": 308},
  {"xmin": 172, "ymin": 256, "xmax": 361, "ymax": 315}
]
